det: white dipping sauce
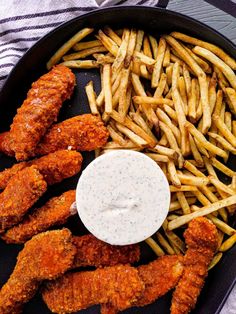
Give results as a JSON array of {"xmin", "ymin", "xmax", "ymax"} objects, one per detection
[{"xmin": 76, "ymin": 150, "xmax": 170, "ymax": 245}]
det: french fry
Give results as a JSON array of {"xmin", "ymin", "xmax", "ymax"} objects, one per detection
[
  {"xmin": 107, "ymin": 125, "xmax": 126, "ymax": 146},
  {"xmin": 214, "ymin": 65, "xmax": 229, "ymax": 89},
  {"xmin": 171, "ymin": 31, "xmax": 236, "ymax": 70},
  {"xmin": 135, "ymin": 30, "xmax": 144, "ymax": 52},
  {"xmin": 85, "ymin": 81, "xmax": 99, "ymax": 115},
  {"xmin": 134, "ymin": 51, "xmax": 156, "ymax": 65},
  {"xmin": 208, "ymin": 72, "xmax": 217, "ymax": 114},
  {"xmin": 145, "ymin": 153, "xmax": 169, "ymax": 163},
  {"xmin": 47, "ymin": 27, "xmax": 94, "ymax": 69},
  {"xmin": 60, "ymin": 60, "xmax": 99, "ymax": 69},
  {"xmin": 172, "ymin": 62, "xmax": 189, "ymax": 155},
  {"xmin": 131, "ymin": 73, "xmax": 146, "ymax": 96},
  {"xmin": 169, "ymin": 198, "xmax": 196, "ymax": 211},
  {"xmin": 168, "ymin": 194, "xmax": 236, "ymax": 230},
  {"xmin": 209, "ymin": 176, "xmax": 236, "ymax": 196},
  {"xmin": 133, "ymin": 96, "xmax": 173, "ymax": 107},
  {"xmin": 182, "ymin": 63, "xmax": 191, "ymax": 98},
  {"xmin": 130, "ymin": 111, "xmax": 157, "ymax": 141},
  {"xmin": 167, "ymin": 160, "xmax": 181, "ymax": 187},
  {"xmin": 176, "ymin": 192, "xmax": 190, "ymax": 214},
  {"xmin": 104, "ymin": 26, "xmax": 122, "ymax": 46},
  {"xmin": 98, "ymin": 30, "xmax": 119, "ymax": 56},
  {"xmin": 170, "ymin": 186, "xmax": 198, "ymax": 192},
  {"xmin": 103, "ymin": 64, "xmax": 112, "ymax": 114},
  {"xmin": 193, "ymin": 46, "xmax": 236, "ymax": 89},
  {"xmin": 143, "ymin": 35, "xmax": 152, "ymax": 58},
  {"xmin": 156, "ymin": 232, "xmax": 175, "ymax": 255},
  {"xmin": 159, "ymin": 134, "xmax": 168, "ymax": 146},
  {"xmin": 186, "ymin": 121, "xmax": 227, "ymax": 159},
  {"xmin": 208, "ymin": 253, "xmax": 223, "ymax": 270},
  {"xmin": 163, "ymin": 45, "xmax": 171, "ymax": 68},
  {"xmin": 73, "ymin": 40, "xmax": 102, "ymax": 51},
  {"xmin": 184, "ymin": 45, "xmax": 212, "ymax": 73},
  {"xmin": 163, "ymin": 104, "xmax": 178, "ymax": 122},
  {"xmin": 225, "ymin": 88, "xmax": 236, "ymax": 115},
  {"xmin": 184, "ymin": 160, "xmax": 205, "ymax": 177},
  {"xmin": 212, "ymin": 115, "xmax": 236, "ymax": 147},
  {"xmin": 148, "ymin": 35, "xmax": 158, "ymax": 59},
  {"xmin": 163, "ymin": 229, "xmax": 186, "ymax": 254},
  {"xmin": 124, "ymin": 28, "xmax": 136, "ymax": 68},
  {"xmin": 164, "ymin": 35, "xmax": 211, "ymax": 133},
  {"xmin": 219, "ymin": 233, "xmax": 236, "ymax": 252},
  {"xmin": 177, "ymin": 173, "xmax": 209, "ymax": 186},
  {"xmin": 208, "ymin": 132, "xmax": 236, "ymax": 154},
  {"xmin": 112, "ymin": 29, "xmax": 130, "ymax": 80},
  {"xmin": 154, "ymin": 73, "xmax": 167, "ymax": 98},
  {"xmin": 156, "ymin": 108, "xmax": 181, "ymax": 145},
  {"xmin": 150, "ymin": 144, "xmax": 178, "ymax": 160},
  {"xmin": 166, "ymin": 64, "xmax": 173, "ymax": 86},
  {"xmin": 145, "ymin": 237, "xmax": 165, "ymax": 257},
  {"xmin": 115, "ymin": 122, "xmax": 148, "ymax": 147},
  {"xmin": 188, "ymin": 78, "xmax": 197, "ymax": 122},
  {"xmin": 140, "ymin": 65, "xmax": 151, "ymax": 80},
  {"xmin": 159, "ymin": 121, "xmax": 181, "ymax": 156},
  {"xmin": 63, "ymin": 46, "xmax": 107, "ymax": 61},
  {"xmin": 233, "ymin": 121, "xmax": 236, "ymax": 137},
  {"xmin": 118, "ymin": 68, "xmax": 130, "ymax": 119},
  {"xmin": 152, "ymin": 38, "xmax": 166, "ymax": 88},
  {"xmin": 103, "ymin": 140, "xmax": 139, "ymax": 150},
  {"xmin": 178, "ymin": 76, "xmax": 188, "ymax": 115},
  {"xmin": 209, "ymin": 216, "xmax": 235, "ymax": 236}
]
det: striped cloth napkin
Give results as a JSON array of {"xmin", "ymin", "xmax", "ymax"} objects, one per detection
[
  {"xmin": 0, "ymin": 1, "xmax": 235, "ymax": 313},
  {"xmin": 0, "ymin": 0, "xmax": 162, "ymax": 88}
]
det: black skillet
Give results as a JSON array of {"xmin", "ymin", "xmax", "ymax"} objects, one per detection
[{"xmin": 0, "ymin": 6, "xmax": 235, "ymax": 314}]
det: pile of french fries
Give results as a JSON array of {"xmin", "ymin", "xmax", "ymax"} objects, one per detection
[{"xmin": 47, "ymin": 27, "xmax": 236, "ymax": 270}]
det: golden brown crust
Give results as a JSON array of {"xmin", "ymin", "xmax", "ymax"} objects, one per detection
[
  {"xmin": 0, "ymin": 150, "xmax": 82, "ymax": 189},
  {"xmin": 171, "ymin": 217, "xmax": 218, "ymax": 314},
  {"xmin": 6, "ymin": 65, "xmax": 75, "ymax": 160},
  {"xmin": 72, "ymin": 234, "xmax": 140, "ymax": 268},
  {"xmin": 2, "ymin": 190, "xmax": 76, "ymax": 243},
  {"xmin": 42, "ymin": 264, "xmax": 144, "ymax": 313},
  {"xmin": 0, "ymin": 229, "xmax": 76, "ymax": 314},
  {"xmin": 35, "ymin": 114, "xmax": 109, "ymax": 155},
  {"xmin": 0, "ymin": 165, "xmax": 47, "ymax": 233}
]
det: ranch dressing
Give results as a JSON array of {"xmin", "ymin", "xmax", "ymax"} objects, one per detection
[{"xmin": 76, "ymin": 150, "xmax": 170, "ymax": 245}]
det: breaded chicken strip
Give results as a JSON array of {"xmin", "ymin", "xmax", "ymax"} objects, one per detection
[
  {"xmin": 0, "ymin": 132, "xmax": 14, "ymax": 156},
  {"xmin": 101, "ymin": 255, "xmax": 184, "ymax": 313},
  {"xmin": 2, "ymin": 190, "xmax": 76, "ymax": 243},
  {"xmin": 72, "ymin": 234, "xmax": 140, "ymax": 268},
  {"xmin": 136, "ymin": 255, "xmax": 184, "ymax": 306},
  {"xmin": 6, "ymin": 65, "xmax": 75, "ymax": 160},
  {"xmin": 0, "ymin": 150, "xmax": 82, "ymax": 189},
  {"xmin": 0, "ymin": 229, "xmax": 76, "ymax": 314},
  {"xmin": 171, "ymin": 217, "xmax": 218, "ymax": 314},
  {"xmin": 0, "ymin": 166, "xmax": 47, "ymax": 233},
  {"xmin": 42, "ymin": 264, "xmax": 144, "ymax": 313},
  {"xmin": 34, "ymin": 114, "xmax": 109, "ymax": 156}
]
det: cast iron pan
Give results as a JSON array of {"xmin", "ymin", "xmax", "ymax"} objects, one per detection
[{"xmin": 0, "ymin": 6, "xmax": 235, "ymax": 314}]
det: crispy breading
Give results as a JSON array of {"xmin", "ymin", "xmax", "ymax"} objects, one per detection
[
  {"xmin": 0, "ymin": 229, "xmax": 76, "ymax": 314},
  {"xmin": 136, "ymin": 255, "xmax": 184, "ymax": 306},
  {"xmin": 171, "ymin": 217, "xmax": 218, "ymax": 314},
  {"xmin": 101, "ymin": 255, "xmax": 184, "ymax": 313},
  {"xmin": 0, "ymin": 150, "xmax": 83, "ymax": 189},
  {"xmin": 34, "ymin": 114, "xmax": 109, "ymax": 156},
  {"xmin": 6, "ymin": 65, "xmax": 75, "ymax": 160},
  {"xmin": 0, "ymin": 132, "xmax": 14, "ymax": 157},
  {"xmin": 42, "ymin": 264, "xmax": 144, "ymax": 313},
  {"xmin": 2, "ymin": 190, "xmax": 76, "ymax": 243},
  {"xmin": 72, "ymin": 234, "xmax": 140, "ymax": 268},
  {"xmin": 0, "ymin": 166, "xmax": 47, "ymax": 233}
]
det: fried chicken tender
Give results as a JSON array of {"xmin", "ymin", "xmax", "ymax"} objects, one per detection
[
  {"xmin": 0, "ymin": 229, "xmax": 76, "ymax": 314},
  {"xmin": 6, "ymin": 65, "xmax": 75, "ymax": 161},
  {"xmin": 101, "ymin": 255, "xmax": 184, "ymax": 313},
  {"xmin": 136, "ymin": 255, "xmax": 184, "ymax": 307},
  {"xmin": 0, "ymin": 166, "xmax": 47, "ymax": 233},
  {"xmin": 2, "ymin": 190, "xmax": 76, "ymax": 243},
  {"xmin": 171, "ymin": 217, "xmax": 218, "ymax": 314},
  {"xmin": 0, "ymin": 132, "xmax": 14, "ymax": 157},
  {"xmin": 34, "ymin": 114, "xmax": 109, "ymax": 156},
  {"xmin": 42, "ymin": 264, "xmax": 145, "ymax": 313},
  {"xmin": 0, "ymin": 150, "xmax": 82, "ymax": 189},
  {"xmin": 72, "ymin": 234, "xmax": 140, "ymax": 268}
]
